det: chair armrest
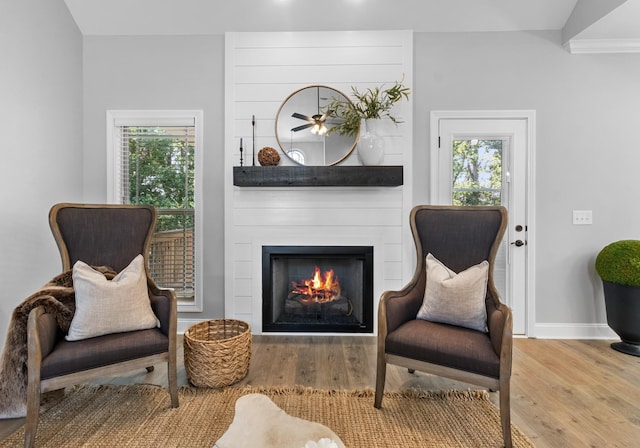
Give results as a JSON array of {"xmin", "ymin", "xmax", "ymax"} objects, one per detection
[
  {"xmin": 147, "ymin": 278, "xmax": 177, "ymax": 338},
  {"xmin": 27, "ymin": 306, "xmax": 60, "ymax": 366},
  {"xmin": 379, "ymin": 270, "xmax": 426, "ymax": 337},
  {"xmin": 147, "ymin": 279, "xmax": 178, "ymax": 375},
  {"xmin": 485, "ymin": 294, "xmax": 513, "ymax": 374}
]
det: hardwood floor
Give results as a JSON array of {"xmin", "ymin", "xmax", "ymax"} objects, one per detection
[{"xmin": 2, "ymin": 336, "xmax": 639, "ymax": 447}]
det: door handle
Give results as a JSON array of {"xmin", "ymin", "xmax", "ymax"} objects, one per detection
[{"xmin": 510, "ymin": 240, "xmax": 526, "ymax": 247}]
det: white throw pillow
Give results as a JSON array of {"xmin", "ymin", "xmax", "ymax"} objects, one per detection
[
  {"xmin": 416, "ymin": 253, "xmax": 489, "ymax": 332},
  {"xmin": 66, "ymin": 254, "xmax": 159, "ymax": 341}
]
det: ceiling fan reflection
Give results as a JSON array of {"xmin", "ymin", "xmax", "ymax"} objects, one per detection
[
  {"xmin": 291, "ymin": 86, "xmax": 332, "ymax": 135},
  {"xmin": 291, "ymin": 111, "xmax": 330, "ymax": 135}
]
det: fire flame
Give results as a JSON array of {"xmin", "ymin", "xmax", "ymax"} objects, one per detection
[{"xmin": 291, "ymin": 266, "xmax": 341, "ymax": 304}]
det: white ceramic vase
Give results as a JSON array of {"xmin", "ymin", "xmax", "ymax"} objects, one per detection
[{"xmin": 357, "ymin": 119, "xmax": 385, "ymax": 166}]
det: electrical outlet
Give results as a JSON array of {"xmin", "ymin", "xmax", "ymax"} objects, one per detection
[{"xmin": 573, "ymin": 210, "xmax": 593, "ymax": 225}]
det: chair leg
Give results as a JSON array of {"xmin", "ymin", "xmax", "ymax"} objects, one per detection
[
  {"xmin": 167, "ymin": 357, "xmax": 179, "ymax": 408},
  {"xmin": 24, "ymin": 376, "xmax": 41, "ymax": 448},
  {"xmin": 499, "ymin": 379, "xmax": 512, "ymax": 448},
  {"xmin": 374, "ymin": 352, "xmax": 386, "ymax": 409}
]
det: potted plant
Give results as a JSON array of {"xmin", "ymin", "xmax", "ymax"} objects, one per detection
[
  {"xmin": 595, "ymin": 239, "xmax": 640, "ymax": 356},
  {"xmin": 326, "ymin": 79, "xmax": 410, "ymax": 137}
]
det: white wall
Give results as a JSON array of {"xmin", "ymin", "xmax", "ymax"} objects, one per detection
[
  {"xmin": 0, "ymin": 0, "xmax": 83, "ymax": 349},
  {"xmin": 82, "ymin": 35, "xmax": 226, "ymax": 320},
  {"xmin": 4, "ymin": 19, "xmax": 640, "ymax": 344},
  {"xmin": 223, "ymin": 31, "xmax": 413, "ymax": 333},
  {"xmin": 412, "ymin": 31, "xmax": 640, "ymax": 336}
]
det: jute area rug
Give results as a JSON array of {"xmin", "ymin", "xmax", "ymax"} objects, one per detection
[{"xmin": 0, "ymin": 385, "xmax": 534, "ymax": 447}]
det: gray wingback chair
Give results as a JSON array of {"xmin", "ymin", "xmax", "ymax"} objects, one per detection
[
  {"xmin": 24, "ymin": 203, "xmax": 179, "ymax": 448},
  {"xmin": 374, "ymin": 205, "xmax": 513, "ymax": 448}
]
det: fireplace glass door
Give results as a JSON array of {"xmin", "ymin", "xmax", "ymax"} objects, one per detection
[{"xmin": 262, "ymin": 246, "xmax": 373, "ymax": 333}]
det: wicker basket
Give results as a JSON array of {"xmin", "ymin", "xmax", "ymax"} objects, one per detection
[{"xmin": 183, "ymin": 319, "xmax": 251, "ymax": 388}]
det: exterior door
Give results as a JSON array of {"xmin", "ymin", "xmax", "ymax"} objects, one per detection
[{"xmin": 431, "ymin": 113, "xmax": 534, "ymax": 335}]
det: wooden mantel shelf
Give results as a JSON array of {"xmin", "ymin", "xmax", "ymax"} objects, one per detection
[{"xmin": 233, "ymin": 165, "xmax": 403, "ymax": 187}]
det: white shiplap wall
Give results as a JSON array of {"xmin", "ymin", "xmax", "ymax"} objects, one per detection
[{"xmin": 224, "ymin": 30, "xmax": 413, "ymax": 334}]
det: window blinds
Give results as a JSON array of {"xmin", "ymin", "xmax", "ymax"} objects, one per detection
[{"xmin": 119, "ymin": 124, "xmax": 196, "ymax": 300}]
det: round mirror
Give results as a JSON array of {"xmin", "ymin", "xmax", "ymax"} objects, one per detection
[{"xmin": 275, "ymin": 85, "xmax": 358, "ymax": 166}]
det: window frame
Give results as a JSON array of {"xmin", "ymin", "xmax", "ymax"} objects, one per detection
[{"xmin": 106, "ymin": 109, "xmax": 204, "ymax": 312}]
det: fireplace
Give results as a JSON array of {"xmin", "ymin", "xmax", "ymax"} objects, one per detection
[{"xmin": 262, "ymin": 246, "xmax": 374, "ymax": 333}]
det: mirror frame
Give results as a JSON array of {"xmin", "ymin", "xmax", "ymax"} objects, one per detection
[{"xmin": 274, "ymin": 85, "xmax": 359, "ymax": 166}]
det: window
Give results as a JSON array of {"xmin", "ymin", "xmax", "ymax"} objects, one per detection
[
  {"xmin": 451, "ymin": 139, "xmax": 503, "ymax": 206},
  {"xmin": 107, "ymin": 110, "xmax": 203, "ymax": 312}
]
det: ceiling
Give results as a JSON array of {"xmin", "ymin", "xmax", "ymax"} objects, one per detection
[
  {"xmin": 64, "ymin": 0, "xmax": 640, "ymax": 53},
  {"xmin": 574, "ymin": 0, "xmax": 640, "ymax": 38}
]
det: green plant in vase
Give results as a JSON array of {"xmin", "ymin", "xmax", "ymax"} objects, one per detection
[
  {"xmin": 596, "ymin": 240, "xmax": 640, "ymax": 286},
  {"xmin": 595, "ymin": 239, "xmax": 640, "ymax": 356},
  {"xmin": 326, "ymin": 78, "xmax": 410, "ymax": 137}
]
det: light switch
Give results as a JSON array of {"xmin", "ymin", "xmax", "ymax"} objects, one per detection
[{"xmin": 573, "ymin": 210, "xmax": 593, "ymax": 225}]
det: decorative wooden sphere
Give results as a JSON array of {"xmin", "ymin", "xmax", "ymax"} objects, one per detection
[{"xmin": 258, "ymin": 147, "xmax": 281, "ymax": 166}]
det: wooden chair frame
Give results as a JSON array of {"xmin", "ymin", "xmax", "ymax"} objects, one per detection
[
  {"xmin": 374, "ymin": 205, "xmax": 513, "ymax": 448},
  {"xmin": 23, "ymin": 203, "xmax": 179, "ymax": 448}
]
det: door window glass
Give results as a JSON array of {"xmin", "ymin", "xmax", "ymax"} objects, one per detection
[{"xmin": 452, "ymin": 139, "xmax": 503, "ymax": 206}]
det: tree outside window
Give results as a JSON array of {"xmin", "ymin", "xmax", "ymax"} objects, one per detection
[
  {"xmin": 452, "ymin": 139, "xmax": 502, "ymax": 206},
  {"xmin": 123, "ymin": 126, "xmax": 195, "ymax": 299}
]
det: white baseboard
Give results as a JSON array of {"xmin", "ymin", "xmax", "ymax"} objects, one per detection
[
  {"xmin": 177, "ymin": 318, "xmax": 208, "ymax": 335},
  {"xmin": 179, "ymin": 319, "xmax": 619, "ymax": 340},
  {"xmin": 534, "ymin": 323, "xmax": 617, "ymax": 339}
]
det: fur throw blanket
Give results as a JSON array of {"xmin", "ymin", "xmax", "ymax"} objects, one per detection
[{"xmin": 0, "ymin": 267, "xmax": 115, "ymax": 419}]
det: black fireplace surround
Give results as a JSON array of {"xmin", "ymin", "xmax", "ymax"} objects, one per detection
[{"xmin": 262, "ymin": 246, "xmax": 374, "ymax": 333}]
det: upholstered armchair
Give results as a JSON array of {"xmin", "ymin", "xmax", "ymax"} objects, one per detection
[
  {"xmin": 24, "ymin": 203, "xmax": 179, "ymax": 448},
  {"xmin": 374, "ymin": 205, "xmax": 513, "ymax": 448}
]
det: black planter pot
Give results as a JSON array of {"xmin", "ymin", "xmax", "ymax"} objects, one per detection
[{"xmin": 602, "ymin": 280, "xmax": 640, "ymax": 356}]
